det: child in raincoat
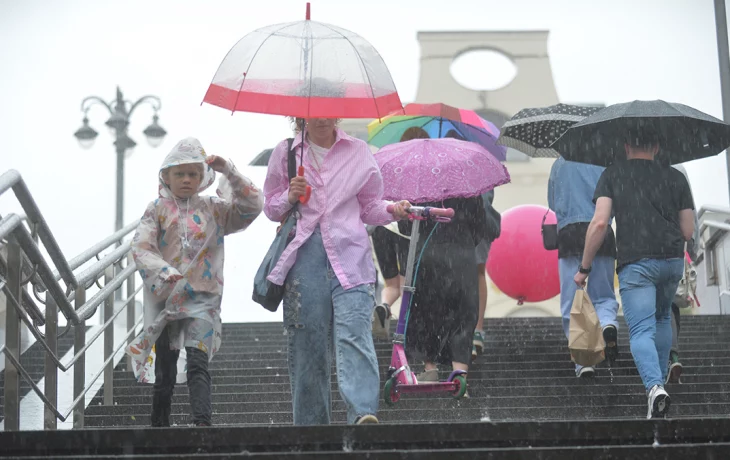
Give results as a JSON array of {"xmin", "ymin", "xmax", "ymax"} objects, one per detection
[{"xmin": 126, "ymin": 137, "xmax": 263, "ymax": 427}]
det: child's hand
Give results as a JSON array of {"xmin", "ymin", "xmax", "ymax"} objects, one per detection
[
  {"xmin": 205, "ymin": 155, "xmax": 228, "ymax": 173},
  {"xmin": 166, "ymin": 274, "xmax": 184, "ymax": 284}
]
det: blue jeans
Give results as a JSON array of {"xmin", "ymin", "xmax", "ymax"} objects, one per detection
[
  {"xmin": 283, "ymin": 228, "xmax": 380, "ymax": 425},
  {"xmin": 559, "ymin": 256, "xmax": 619, "ymax": 372},
  {"xmin": 618, "ymin": 258, "xmax": 684, "ymax": 391}
]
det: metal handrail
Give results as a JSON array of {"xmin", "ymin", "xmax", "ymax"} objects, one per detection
[
  {"xmin": 0, "ymin": 170, "xmax": 77, "ymax": 289},
  {"xmin": 0, "ymin": 301, "xmax": 143, "ymax": 422},
  {"xmin": 1, "ymin": 168, "xmax": 144, "ymax": 431},
  {"xmin": 34, "ymin": 221, "xmax": 138, "ymax": 298},
  {"xmin": 77, "ymin": 263, "xmax": 137, "ymax": 320},
  {"xmin": 1, "ymin": 270, "xmax": 142, "ymax": 372},
  {"xmin": 1, "ymin": 243, "xmax": 142, "ymax": 430},
  {"xmin": 75, "ymin": 244, "xmax": 131, "ymax": 291},
  {"xmin": 0, "ymin": 249, "xmax": 45, "ymax": 327},
  {"xmin": 0, "ymin": 214, "xmax": 77, "ymax": 322},
  {"xmin": 698, "ymin": 204, "xmax": 730, "ymax": 220},
  {"xmin": 66, "ymin": 222, "xmax": 137, "ymax": 272},
  {"xmin": 702, "ymin": 220, "xmax": 730, "ymax": 234}
]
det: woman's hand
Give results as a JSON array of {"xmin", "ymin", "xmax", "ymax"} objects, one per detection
[
  {"xmin": 390, "ymin": 200, "xmax": 411, "ymax": 220},
  {"xmin": 288, "ymin": 176, "xmax": 308, "ymax": 205}
]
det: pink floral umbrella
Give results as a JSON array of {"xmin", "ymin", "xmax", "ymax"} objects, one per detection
[{"xmin": 375, "ymin": 138, "xmax": 511, "ymax": 202}]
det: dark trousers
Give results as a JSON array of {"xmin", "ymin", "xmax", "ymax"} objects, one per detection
[
  {"xmin": 670, "ymin": 303, "xmax": 681, "ymax": 355},
  {"xmin": 150, "ymin": 326, "xmax": 212, "ymax": 426}
]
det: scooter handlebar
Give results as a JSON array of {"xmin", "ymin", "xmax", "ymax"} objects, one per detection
[{"xmin": 386, "ymin": 205, "xmax": 454, "ymax": 222}]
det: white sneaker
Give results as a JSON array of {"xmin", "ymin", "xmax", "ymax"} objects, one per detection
[
  {"xmin": 576, "ymin": 366, "xmax": 595, "ymax": 378},
  {"xmin": 647, "ymin": 385, "xmax": 671, "ymax": 419},
  {"xmin": 372, "ymin": 304, "xmax": 390, "ymax": 340}
]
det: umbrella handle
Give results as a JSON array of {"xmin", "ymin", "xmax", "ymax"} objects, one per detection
[{"xmin": 298, "ymin": 166, "xmax": 312, "ymax": 204}]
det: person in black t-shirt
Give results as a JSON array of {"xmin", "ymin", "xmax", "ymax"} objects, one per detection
[{"xmin": 574, "ymin": 132, "xmax": 695, "ymax": 419}]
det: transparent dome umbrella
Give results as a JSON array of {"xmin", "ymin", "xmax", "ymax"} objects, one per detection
[{"xmin": 202, "ymin": 3, "xmax": 404, "ymax": 203}]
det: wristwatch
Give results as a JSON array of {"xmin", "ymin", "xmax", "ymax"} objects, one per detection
[{"xmin": 578, "ymin": 265, "xmax": 592, "ymax": 275}]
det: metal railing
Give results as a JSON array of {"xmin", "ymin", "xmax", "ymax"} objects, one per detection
[
  {"xmin": 0, "ymin": 169, "xmax": 142, "ymax": 430},
  {"xmin": 697, "ymin": 206, "xmax": 730, "ymax": 308}
]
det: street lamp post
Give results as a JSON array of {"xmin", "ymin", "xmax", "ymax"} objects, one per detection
[
  {"xmin": 714, "ymin": 0, "xmax": 730, "ymax": 202},
  {"xmin": 74, "ymin": 86, "xmax": 167, "ymax": 231}
]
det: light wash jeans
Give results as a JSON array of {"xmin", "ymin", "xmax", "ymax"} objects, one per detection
[
  {"xmin": 283, "ymin": 227, "xmax": 380, "ymax": 425},
  {"xmin": 618, "ymin": 258, "xmax": 684, "ymax": 391},
  {"xmin": 559, "ymin": 256, "xmax": 619, "ymax": 373}
]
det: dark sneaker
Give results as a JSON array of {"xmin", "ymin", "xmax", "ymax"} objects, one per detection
[
  {"xmin": 372, "ymin": 304, "xmax": 390, "ymax": 340},
  {"xmin": 647, "ymin": 385, "xmax": 671, "ymax": 419},
  {"xmin": 472, "ymin": 330, "xmax": 485, "ymax": 354},
  {"xmin": 603, "ymin": 325, "xmax": 618, "ymax": 365},
  {"xmin": 666, "ymin": 352, "xmax": 683, "ymax": 384},
  {"xmin": 576, "ymin": 366, "xmax": 595, "ymax": 378}
]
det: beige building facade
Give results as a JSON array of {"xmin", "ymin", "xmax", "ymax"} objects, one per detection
[{"xmin": 342, "ymin": 30, "xmax": 575, "ymax": 318}]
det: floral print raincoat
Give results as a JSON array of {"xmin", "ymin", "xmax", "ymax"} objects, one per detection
[{"xmin": 126, "ymin": 137, "xmax": 263, "ymax": 384}]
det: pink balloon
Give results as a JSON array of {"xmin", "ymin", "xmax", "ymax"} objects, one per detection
[{"xmin": 486, "ymin": 205, "xmax": 560, "ymax": 305}]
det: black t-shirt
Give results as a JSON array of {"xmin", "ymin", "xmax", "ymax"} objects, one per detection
[
  {"xmin": 593, "ymin": 159, "xmax": 694, "ymax": 270},
  {"xmin": 558, "ymin": 222, "xmax": 616, "ymax": 259}
]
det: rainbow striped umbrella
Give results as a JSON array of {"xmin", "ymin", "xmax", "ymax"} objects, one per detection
[{"xmin": 367, "ymin": 103, "xmax": 507, "ymax": 161}]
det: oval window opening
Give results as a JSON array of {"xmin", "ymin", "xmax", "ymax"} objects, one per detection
[{"xmin": 450, "ymin": 49, "xmax": 517, "ymax": 91}]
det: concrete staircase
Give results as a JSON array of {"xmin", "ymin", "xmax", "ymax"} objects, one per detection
[
  {"xmin": 82, "ymin": 315, "xmax": 730, "ymax": 426},
  {"xmin": 2, "ymin": 315, "xmax": 729, "ymax": 457}
]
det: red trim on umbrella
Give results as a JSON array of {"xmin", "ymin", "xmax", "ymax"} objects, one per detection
[
  {"xmin": 404, "ymin": 103, "xmax": 463, "ymax": 122},
  {"xmin": 203, "ymin": 84, "xmax": 403, "ymax": 119},
  {"xmin": 305, "ymin": 2, "xmax": 310, "ymax": 20}
]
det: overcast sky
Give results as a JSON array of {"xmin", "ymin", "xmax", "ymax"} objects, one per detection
[{"xmin": 1, "ymin": 0, "xmax": 727, "ymax": 322}]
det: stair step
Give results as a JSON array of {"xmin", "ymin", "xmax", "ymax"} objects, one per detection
[
  {"xmin": 78, "ymin": 316, "xmax": 730, "ymax": 429},
  {"xmin": 90, "ymin": 382, "xmax": 730, "ymax": 406},
  {"xmin": 4, "ymin": 414, "xmax": 730, "ymax": 457}
]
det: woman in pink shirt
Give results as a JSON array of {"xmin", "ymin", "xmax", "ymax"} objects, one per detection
[{"xmin": 263, "ymin": 117, "xmax": 409, "ymax": 425}]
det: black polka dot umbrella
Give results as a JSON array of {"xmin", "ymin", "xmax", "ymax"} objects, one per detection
[{"xmin": 497, "ymin": 104, "xmax": 603, "ymax": 158}]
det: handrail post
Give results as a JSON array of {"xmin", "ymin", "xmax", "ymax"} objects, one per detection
[
  {"xmin": 126, "ymin": 253, "xmax": 136, "ymax": 372},
  {"xmin": 103, "ymin": 266, "xmax": 114, "ymax": 406},
  {"xmin": 43, "ymin": 295, "xmax": 58, "ymax": 430},
  {"xmin": 3, "ymin": 238, "xmax": 23, "ymax": 431},
  {"xmin": 73, "ymin": 287, "xmax": 86, "ymax": 429}
]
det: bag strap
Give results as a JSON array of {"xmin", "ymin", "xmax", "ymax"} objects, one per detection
[
  {"xmin": 286, "ymin": 137, "xmax": 296, "ymax": 180},
  {"xmin": 542, "ymin": 208, "xmax": 550, "ymax": 226},
  {"xmin": 283, "ymin": 137, "xmax": 300, "ymax": 221}
]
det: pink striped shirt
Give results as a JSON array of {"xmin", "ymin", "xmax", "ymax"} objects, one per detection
[{"xmin": 263, "ymin": 129, "xmax": 394, "ymax": 290}]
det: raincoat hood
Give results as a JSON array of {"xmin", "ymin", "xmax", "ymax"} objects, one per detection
[{"xmin": 158, "ymin": 137, "xmax": 216, "ymax": 199}]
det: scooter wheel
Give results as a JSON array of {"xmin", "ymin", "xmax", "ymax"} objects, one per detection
[
  {"xmin": 384, "ymin": 377, "xmax": 400, "ymax": 406},
  {"xmin": 451, "ymin": 374, "xmax": 468, "ymax": 399}
]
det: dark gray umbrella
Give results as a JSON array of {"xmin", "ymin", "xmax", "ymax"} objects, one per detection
[
  {"xmin": 550, "ymin": 100, "xmax": 730, "ymax": 167},
  {"xmin": 497, "ymin": 103, "xmax": 603, "ymax": 158}
]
